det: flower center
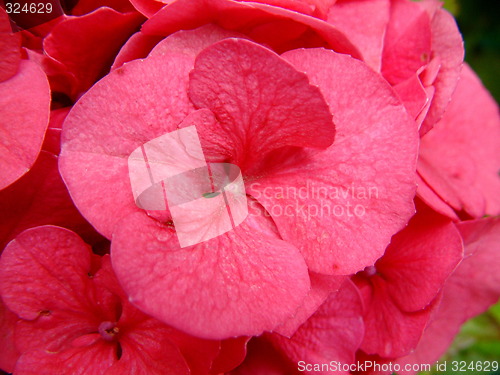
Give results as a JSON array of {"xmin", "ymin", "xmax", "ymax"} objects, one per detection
[
  {"xmin": 362, "ymin": 265, "xmax": 378, "ymax": 277},
  {"xmin": 98, "ymin": 321, "xmax": 119, "ymax": 341}
]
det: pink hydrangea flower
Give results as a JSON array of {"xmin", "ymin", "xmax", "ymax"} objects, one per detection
[
  {"xmin": 58, "ymin": 32, "xmax": 418, "ymax": 338},
  {"xmin": 0, "ymin": 0, "xmax": 499, "ymax": 373}
]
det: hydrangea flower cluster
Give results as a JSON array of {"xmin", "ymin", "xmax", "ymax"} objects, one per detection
[{"xmin": 0, "ymin": 0, "xmax": 499, "ymax": 374}]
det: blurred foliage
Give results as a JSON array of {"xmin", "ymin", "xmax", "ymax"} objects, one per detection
[
  {"xmin": 416, "ymin": 301, "xmax": 500, "ymax": 375},
  {"xmin": 447, "ymin": 0, "xmax": 500, "ymax": 103}
]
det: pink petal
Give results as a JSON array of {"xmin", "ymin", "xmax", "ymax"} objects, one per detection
[
  {"xmin": 247, "ymin": 48, "xmax": 418, "ymax": 275},
  {"xmin": 141, "ymin": 0, "xmax": 361, "ymax": 57},
  {"xmin": 273, "ymin": 273, "xmax": 345, "ymax": 337},
  {"xmin": 393, "ymin": 73, "xmax": 431, "ymax": 121},
  {"xmin": 268, "ymin": 280, "xmax": 364, "ymax": 372},
  {"xmin": 327, "ymin": 0, "xmax": 390, "ymax": 71},
  {"xmin": 189, "ymin": 38, "xmax": 335, "ymax": 172},
  {"xmin": 149, "ymin": 24, "xmax": 246, "ymax": 60},
  {"xmin": 418, "ymin": 64, "xmax": 500, "ymax": 217},
  {"xmin": 0, "ymin": 299, "xmax": 19, "ymax": 373},
  {"xmin": 375, "ymin": 208, "xmax": 463, "ymax": 312},
  {"xmin": 0, "ymin": 60, "xmax": 50, "ymax": 190},
  {"xmin": 0, "ymin": 8, "xmax": 21, "ymax": 83},
  {"xmin": 0, "ymin": 226, "xmax": 96, "ymax": 320},
  {"xmin": 0, "ymin": 151, "xmax": 102, "ymax": 251},
  {"xmin": 111, "ymin": 203, "xmax": 310, "ymax": 339},
  {"xmin": 14, "ymin": 341, "xmax": 117, "ymax": 375},
  {"xmin": 381, "ymin": 0, "xmax": 432, "ymax": 85},
  {"xmin": 359, "ymin": 277, "xmax": 432, "ymax": 358},
  {"xmin": 111, "ymin": 31, "xmax": 163, "ymax": 70},
  {"xmin": 43, "ymin": 7, "xmax": 144, "ymax": 98},
  {"xmin": 59, "ymin": 52, "xmax": 195, "ymax": 238},
  {"xmin": 415, "ymin": 176, "xmax": 459, "ymax": 221},
  {"xmin": 129, "ymin": 0, "xmax": 167, "ymax": 17},
  {"xmin": 396, "ymin": 217, "xmax": 500, "ymax": 373},
  {"xmin": 420, "ymin": 8, "xmax": 464, "ymax": 135},
  {"xmin": 357, "ymin": 208, "xmax": 462, "ymax": 358}
]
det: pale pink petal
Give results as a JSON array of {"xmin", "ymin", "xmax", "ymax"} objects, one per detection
[{"xmin": 59, "ymin": 52, "xmax": 195, "ymax": 238}]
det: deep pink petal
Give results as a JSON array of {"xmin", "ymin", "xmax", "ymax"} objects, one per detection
[
  {"xmin": 189, "ymin": 38, "xmax": 335, "ymax": 172},
  {"xmin": 71, "ymin": 0, "xmax": 136, "ymax": 15},
  {"xmin": 269, "ymin": 281, "xmax": 364, "ymax": 373},
  {"xmin": 0, "ymin": 151, "xmax": 102, "ymax": 251},
  {"xmin": 129, "ymin": 0, "xmax": 166, "ymax": 17},
  {"xmin": 327, "ymin": 0, "xmax": 390, "ymax": 71},
  {"xmin": 0, "ymin": 226, "xmax": 96, "ymax": 320},
  {"xmin": 396, "ymin": 217, "xmax": 500, "ymax": 373},
  {"xmin": 41, "ymin": 108, "xmax": 70, "ymax": 155},
  {"xmin": 44, "ymin": 7, "xmax": 144, "ymax": 98},
  {"xmin": 141, "ymin": 0, "xmax": 362, "ymax": 56},
  {"xmin": 14, "ymin": 341, "xmax": 117, "ymax": 375},
  {"xmin": 104, "ymin": 321, "xmax": 190, "ymax": 375},
  {"xmin": 230, "ymin": 337, "xmax": 298, "ymax": 375},
  {"xmin": 0, "ymin": 8, "xmax": 21, "ymax": 83},
  {"xmin": 0, "ymin": 299, "xmax": 19, "ymax": 373},
  {"xmin": 418, "ymin": 64, "xmax": 500, "ymax": 217},
  {"xmin": 210, "ymin": 336, "xmax": 250, "ymax": 374},
  {"xmin": 246, "ymin": 48, "xmax": 418, "ymax": 275},
  {"xmin": 0, "ymin": 60, "xmax": 50, "ymax": 190},
  {"xmin": 111, "ymin": 204, "xmax": 310, "ymax": 339},
  {"xmin": 376, "ymin": 208, "xmax": 463, "ymax": 312},
  {"xmin": 59, "ymin": 52, "xmax": 195, "ymax": 238}
]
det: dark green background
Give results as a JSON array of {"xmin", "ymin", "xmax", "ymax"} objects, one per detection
[{"xmin": 447, "ymin": 0, "xmax": 500, "ymax": 102}]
